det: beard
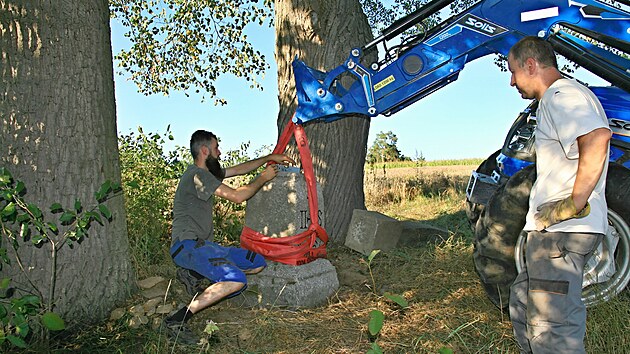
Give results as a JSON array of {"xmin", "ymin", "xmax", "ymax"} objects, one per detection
[{"xmin": 205, "ymin": 155, "xmax": 225, "ymax": 179}]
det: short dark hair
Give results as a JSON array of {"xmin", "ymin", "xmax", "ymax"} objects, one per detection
[
  {"xmin": 190, "ymin": 130, "xmax": 218, "ymax": 160},
  {"xmin": 509, "ymin": 36, "xmax": 558, "ymax": 69}
]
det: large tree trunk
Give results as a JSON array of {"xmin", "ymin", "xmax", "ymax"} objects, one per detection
[
  {"xmin": 0, "ymin": 1, "xmax": 135, "ymax": 324},
  {"xmin": 275, "ymin": 0, "xmax": 373, "ymax": 242}
]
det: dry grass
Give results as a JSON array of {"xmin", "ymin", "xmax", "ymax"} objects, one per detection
[{"xmin": 37, "ymin": 164, "xmax": 630, "ymax": 353}]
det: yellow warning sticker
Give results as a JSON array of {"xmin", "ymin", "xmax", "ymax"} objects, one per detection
[{"xmin": 374, "ymin": 75, "xmax": 395, "ymax": 92}]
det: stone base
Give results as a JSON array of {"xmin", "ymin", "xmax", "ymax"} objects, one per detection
[
  {"xmin": 229, "ymin": 258, "xmax": 339, "ymax": 309},
  {"xmin": 345, "ymin": 209, "xmax": 402, "ymax": 256}
]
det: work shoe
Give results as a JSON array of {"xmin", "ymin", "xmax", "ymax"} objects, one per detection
[
  {"xmin": 163, "ymin": 318, "xmax": 199, "ymax": 345},
  {"xmin": 176, "ymin": 268, "xmax": 205, "ymax": 296}
]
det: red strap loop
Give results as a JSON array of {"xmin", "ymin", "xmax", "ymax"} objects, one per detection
[{"xmin": 240, "ymin": 117, "xmax": 328, "ymax": 265}]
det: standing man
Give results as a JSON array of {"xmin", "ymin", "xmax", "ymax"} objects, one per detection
[
  {"xmin": 507, "ymin": 36, "xmax": 611, "ymax": 353},
  {"xmin": 163, "ymin": 130, "xmax": 295, "ymax": 344}
]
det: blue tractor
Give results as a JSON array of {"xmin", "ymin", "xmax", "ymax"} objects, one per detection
[{"xmin": 291, "ymin": 0, "xmax": 630, "ymax": 308}]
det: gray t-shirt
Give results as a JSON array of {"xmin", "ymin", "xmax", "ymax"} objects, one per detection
[
  {"xmin": 171, "ymin": 164, "xmax": 223, "ymax": 245},
  {"xmin": 524, "ymin": 79, "xmax": 610, "ymax": 233}
]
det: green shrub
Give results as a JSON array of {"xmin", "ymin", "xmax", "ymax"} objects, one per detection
[{"xmin": 118, "ymin": 126, "xmax": 187, "ymax": 273}]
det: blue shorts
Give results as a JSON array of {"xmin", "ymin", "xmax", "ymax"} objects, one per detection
[{"xmin": 170, "ymin": 239, "xmax": 266, "ymax": 290}]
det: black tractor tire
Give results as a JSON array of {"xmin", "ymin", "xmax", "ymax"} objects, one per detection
[
  {"xmin": 472, "ymin": 164, "xmax": 536, "ymax": 309},
  {"xmin": 465, "ymin": 149, "xmax": 501, "ymax": 230},
  {"xmin": 604, "ymin": 163, "xmax": 630, "ymax": 244},
  {"xmin": 598, "ymin": 163, "xmax": 630, "ymax": 304}
]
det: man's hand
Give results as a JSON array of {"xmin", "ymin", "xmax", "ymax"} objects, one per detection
[
  {"xmin": 259, "ymin": 164, "xmax": 279, "ymax": 183},
  {"xmin": 534, "ymin": 196, "xmax": 590, "ymax": 230},
  {"xmin": 268, "ymin": 153, "xmax": 296, "ymax": 166}
]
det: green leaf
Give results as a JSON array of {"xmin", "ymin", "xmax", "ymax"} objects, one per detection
[
  {"xmin": 78, "ymin": 216, "xmax": 89, "ymax": 228},
  {"xmin": 14, "ymin": 181, "xmax": 25, "ymax": 195},
  {"xmin": 0, "ymin": 190, "xmax": 12, "ymax": 201},
  {"xmin": 367, "ymin": 343, "xmax": 383, "ymax": 354},
  {"xmin": 98, "ymin": 204, "xmax": 112, "ymax": 219},
  {"xmin": 0, "ymin": 303, "xmax": 7, "ymax": 317},
  {"xmin": 0, "ymin": 278, "xmax": 10, "ymax": 289},
  {"xmin": 368, "ymin": 249, "xmax": 380, "ymax": 264},
  {"xmin": 42, "ymin": 312, "xmax": 65, "ymax": 331},
  {"xmin": 47, "ymin": 221, "xmax": 58, "ymax": 233},
  {"xmin": 0, "ymin": 168, "xmax": 12, "ymax": 184},
  {"xmin": 126, "ymin": 180, "xmax": 140, "ymax": 189},
  {"xmin": 74, "ymin": 199, "xmax": 82, "ymax": 212},
  {"xmin": 368, "ymin": 310, "xmax": 384, "ymax": 336},
  {"xmin": 21, "ymin": 295, "xmax": 40, "ymax": 306},
  {"xmin": 19, "ymin": 223, "xmax": 29, "ymax": 238},
  {"xmin": 1, "ymin": 202, "xmax": 16, "ymax": 217},
  {"xmin": 15, "ymin": 319, "xmax": 29, "ymax": 336},
  {"xmin": 59, "ymin": 212, "xmax": 75, "ymax": 223},
  {"xmin": 100, "ymin": 180, "xmax": 112, "ymax": 194},
  {"xmin": 438, "ymin": 347, "xmax": 454, "ymax": 354},
  {"xmin": 87, "ymin": 211, "xmax": 103, "ymax": 224},
  {"xmin": 31, "ymin": 234, "xmax": 45, "ymax": 245},
  {"xmin": 50, "ymin": 203, "xmax": 63, "ymax": 213},
  {"xmin": 74, "ymin": 227, "xmax": 85, "ymax": 239},
  {"xmin": 16, "ymin": 213, "xmax": 30, "ymax": 223},
  {"xmin": 203, "ymin": 320, "xmax": 219, "ymax": 335},
  {"xmin": 26, "ymin": 204, "xmax": 42, "ymax": 219},
  {"xmin": 384, "ymin": 292, "xmax": 409, "ymax": 308},
  {"xmin": 7, "ymin": 335, "xmax": 27, "ymax": 348},
  {"xmin": 95, "ymin": 180, "xmax": 112, "ymax": 201}
]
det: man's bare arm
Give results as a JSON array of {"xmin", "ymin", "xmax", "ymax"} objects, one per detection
[
  {"xmin": 572, "ymin": 127, "xmax": 611, "ymax": 211},
  {"xmin": 214, "ymin": 165, "xmax": 279, "ymax": 203}
]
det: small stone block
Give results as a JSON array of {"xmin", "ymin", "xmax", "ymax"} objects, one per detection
[{"xmin": 344, "ymin": 209, "xmax": 402, "ymax": 256}]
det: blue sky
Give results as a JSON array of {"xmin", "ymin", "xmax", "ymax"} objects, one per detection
[{"xmin": 111, "ymin": 20, "xmax": 606, "ymax": 161}]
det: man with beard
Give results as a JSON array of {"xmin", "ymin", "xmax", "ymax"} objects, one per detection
[{"xmin": 163, "ymin": 130, "xmax": 295, "ymax": 344}]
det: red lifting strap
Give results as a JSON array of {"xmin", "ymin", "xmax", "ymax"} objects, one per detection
[{"xmin": 240, "ymin": 118, "xmax": 329, "ymax": 265}]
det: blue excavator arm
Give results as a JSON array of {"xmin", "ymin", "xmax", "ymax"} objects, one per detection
[{"xmin": 292, "ymin": 0, "xmax": 630, "ymax": 124}]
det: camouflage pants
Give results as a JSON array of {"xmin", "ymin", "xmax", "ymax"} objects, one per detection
[{"xmin": 509, "ymin": 231, "xmax": 602, "ymax": 354}]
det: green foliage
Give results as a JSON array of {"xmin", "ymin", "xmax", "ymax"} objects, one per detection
[
  {"xmin": 367, "ymin": 342, "xmax": 384, "ymax": 354},
  {"xmin": 203, "ymin": 320, "xmax": 219, "ymax": 337},
  {"xmin": 118, "ymin": 126, "xmax": 187, "ymax": 270},
  {"xmin": 368, "ymin": 309, "xmax": 384, "ymax": 336},
  {"xmin": 367, "ymin": 131, "xmax": 406, "ymax": 164},
  {"xmin": 384, "ymin": 292, "xmax": 409, "ymax": 308},
  {"xmin": 364, "ymin": 249, "xmax": 410, "ymax": 353},
  {"xmin": 0, "ymin": 167, "xmax": 121, "ymax": 350},
  {"xmin": 110, "ymin": 0, "xmax": 273, "ymax": 103},
  {"xmin": 367, "ymin": 249, "xmax": 380, "ymax": 294}
]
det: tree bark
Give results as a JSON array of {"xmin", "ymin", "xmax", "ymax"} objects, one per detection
[
  {"xmin": 275, "ymin": 0, "xmax": 374, "ymax": 242},
  {"xmin": 1, "ymin": 0, "xmax": 135, "ymax": 324}
]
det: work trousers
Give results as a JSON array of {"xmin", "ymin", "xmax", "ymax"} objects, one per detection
[{"xmin": 509, "ymin": 230, "xmax": 603, "ymax": 354}]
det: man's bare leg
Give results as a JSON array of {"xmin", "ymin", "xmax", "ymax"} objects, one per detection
[{"xmin": 188, "ymin": 281, "xmax": 244, "ymax": 313}]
